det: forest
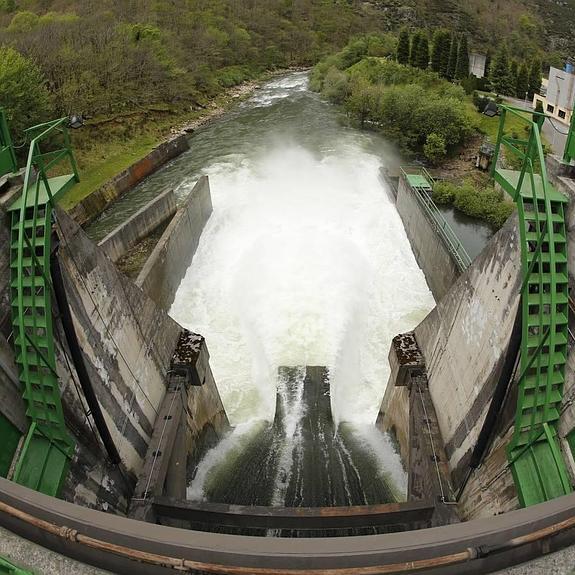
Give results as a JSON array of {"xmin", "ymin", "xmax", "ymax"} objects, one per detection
[{"xmin": 0, "ymin": 0, "xmax": 573, "ymax": 203}]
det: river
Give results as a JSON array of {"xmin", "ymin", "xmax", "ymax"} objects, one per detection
[{"xmin": 91, "ymin": 72, "xmax": 440, "ymax": 505}]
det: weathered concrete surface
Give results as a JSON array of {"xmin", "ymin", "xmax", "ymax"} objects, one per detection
[
  {"xmin": 137, "ymin": 176, "xmax": 212, "ymax": 311},
  {"xmin": 0, "ymin": 525, "xmax": 112, "ymax": 575},
  {"xmin": 68, "ymin": 135, "xmax": 189, "ymax": 228},
  {"xmin": 414, "ymin": 215, "xmax": 521, "ymax": 476},
  {"xmin": 381, "ymin": 215, "xmax": 524, "ymax": 519},
  {"xmin": 395, "ymin": 173, "xmax": 460, "ymax": 301},
  {"xmin": 54, "ymin": 207, "xmax": 183, "ymax": 511},
  {"xmin": 98, "ymin": 188, "xmax": 177, "ymax": 263}
]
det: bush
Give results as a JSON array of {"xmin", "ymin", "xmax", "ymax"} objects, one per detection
[
  {"xmin": 0, "ymin": 46, "xmax": 53, "ymax": 141},
  {"xmin": 433, "ymin": 179, "xmax": 514, "ymax": 228},
  {"xmin": 322, "ymin": 67, "xmax": 349, "ymax": 103},
  {"xmin": 432, "ymin": 181, "xmax": 456, "ymax": 204},
  {"xmin": 424, "ymin": 133, "xmax": 447, "ymax": 164}
]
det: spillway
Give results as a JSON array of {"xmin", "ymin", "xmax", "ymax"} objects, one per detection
[{"xmin": 160, "ymin": 72, "xmax": 436, "ymax": 504}]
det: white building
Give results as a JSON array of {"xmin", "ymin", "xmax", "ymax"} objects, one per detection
[
  {"xmin": 470, "ymin": 52, "xmax": 487, "ymax": 78},
  {"xmin": 533, "ymin": 65, "xmax": 575, "ymax": 125}
]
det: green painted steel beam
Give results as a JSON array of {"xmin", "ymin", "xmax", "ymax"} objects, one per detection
[
  {"xmin": 0, "ymin": 555, "xmax": 34, "ymax": 575},
  {"xmin": 493, "ymin": 104, "xmax": 572, "ymax": 506},
  {"xmin": 8, "ymin": 117, "xmax": 79, "ymax": 496},
  {"xmin": 564, "ymin": 106, "xmax": 575, "ymax": 165},
  {"xmin": 0, "ymin": 108, "xmax": 17, "ymax": 178}
]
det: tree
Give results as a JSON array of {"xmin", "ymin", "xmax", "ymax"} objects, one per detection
[
  {"xmin": 455, "ymin": 35, "xmax": 469, "ymax": 80},
  {"xmin": 397, "ymin": 28, "xmax": 410, "ymax": 65},
  {"xmin": 0, "ymin": 47, "xmax": 53, "ymax": 141},
  {"xmin": 424, "ymin": 133, "xmax": 447, "ymax": 164},
  {"xmin": 447, "ymin": 35, "xmax": 458, "ymax": 80},
  {"xmin": 410, "ymin": 32, "xmax": 421, "ymax": 67},
  {"xmin": 416, "ymin": 35, "xmax": 429, "ymax": 70},
  {"xmin": 528, "ymin": 58, "xmax": 542, "ymax": 98},
  {"xmin": 431, "ymin": 30, "xmax": 444, "ymax": 73},
  {"xmin": 439, "ymin": 33, "xmax": 452, "ymax": 78},
  {"xmin": 510, "ymin": 60, "xmax": 518, "ymax": 85},
  {"xmin": 516, "ymin": 62, "xmax": 529, "ymax": 99},
  {"xmin": 490, "ymin": 44, "xmax": 513, "ymax": 95}
]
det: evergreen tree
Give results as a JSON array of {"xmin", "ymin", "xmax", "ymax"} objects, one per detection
[
  {"xmin": 447, "ymin": 34, "xmax": 458, "ymax": 80},
  {"xmin": 528, "ymin": 58, "xmax": 542, "ymax": 98},
  {"xmin": 431, "ymin": 30, "xmax": 444, "ymax": 73},
  {"xmin": 416, "ymin": 35, "xmax": 430, "ymax": 70},
  {"xmin": 510, "ymin": 59, "xmax": 518, "ymax": 86},
  {"xmin": 397, "ymin": 28, "xmax": 410, "ymax": 65},
  {"xmin": 455, "ymin": 34, "xmax": 469, "ymax": 80},
  {"xmin": 490, "ymin": 43, "xmax": 513, "ymax": 95},
  {"xmin": 440, "ymin": 33, "xmax": 451, "ymax": 78},
  {"xmin": 516, "ymin": 62, "xmax": 529, "ymax": 99},
  {"xmin": 410, "ymin": 32, "xmax": 421, "ymax": 67}
]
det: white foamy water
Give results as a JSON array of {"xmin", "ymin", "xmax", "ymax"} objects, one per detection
[{"xmin": 171, "ymin": 74, "xmax": 434, "ymax": 429}]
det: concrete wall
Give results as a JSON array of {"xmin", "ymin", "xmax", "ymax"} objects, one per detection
[
  {"xmin": 395, "ymin": 174, "xmax": 461, "ymax": 301},
  {"xmin": 136, "ymin": 176, "xmax": 212, "ymax": 311},
  {"xmin": 68, "ymin": 135, "xmax": 189, "ymax": 228},
  {"xmin": 381, "ymin": 215, "xmax": 523, "ymax": 519},
  {"xmin": 98, "ymin": 189, "xmax": 177, "ymax": 263}
]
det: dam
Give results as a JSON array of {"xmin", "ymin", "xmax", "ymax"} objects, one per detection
[{"xmin": 1, "ymin": 72, "xmax": 575, "ymax": 573}]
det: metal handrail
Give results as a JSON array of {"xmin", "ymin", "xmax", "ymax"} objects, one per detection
[{"xmin": 400, "ymin": 167, "xmax": 472, "ymax": 271}]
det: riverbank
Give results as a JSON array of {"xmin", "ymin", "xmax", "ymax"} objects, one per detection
[{"xmin": 62, "ymin": 68, "xmax": 306, "ymax": 211}]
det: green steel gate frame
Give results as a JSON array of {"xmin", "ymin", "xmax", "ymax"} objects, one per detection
[
  {"xmin": 493, "ymin": 105, "xmax": 572, "ymax": 506},
  {"xmin": 0, "ymin": 108, "xmax": 17, "ymax": 178},
  {"xmin": 8, "ymin": 118, "xmax": 79, "ymax": 496}
]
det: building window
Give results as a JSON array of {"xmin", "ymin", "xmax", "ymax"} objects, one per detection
[
  {"xmin": 559, "ymin": 109, "xmax": 566, "ymax": 119},
  {"xmin": 547, "ymin": 104, "xmax": 555, "ymax": 113}
]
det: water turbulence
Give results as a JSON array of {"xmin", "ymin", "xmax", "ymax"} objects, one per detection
[{"xmin": 165, "ymin": 72, "xmax": 435, "ymax": 508}]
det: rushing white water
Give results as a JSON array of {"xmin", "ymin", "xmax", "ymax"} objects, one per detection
[
  {"xmin": 171, "ymin": 73, "xmax": 434, "ymax": 501},
  {"xmin": 171, "ymin": 73, "xmax": 433, "ymax": 426}
]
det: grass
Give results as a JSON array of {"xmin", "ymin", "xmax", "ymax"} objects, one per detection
[{"xmin": 57, "ymin": 73, "xmax": 268, "ymax": 210}]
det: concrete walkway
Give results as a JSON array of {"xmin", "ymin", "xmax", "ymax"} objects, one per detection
[
  {"xmin": 0, "ymin": 526, "xmax": 112, "ymax": 575},
  {"xmin": 496, "ymin": 544, "xmax": 575, "ymax": 574}
]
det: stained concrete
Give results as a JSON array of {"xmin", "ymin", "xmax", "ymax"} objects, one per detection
[
  {"xmin": 0, "ymin": 526, "xmax": 111, "ymax": 575},
  {"xmin": 381, "ymin": 214, "xmax": 523, "ymax": 519},
  {"xmin": 68, "ymin": 134, "xmax": 189, "ymax": 228},
  {"xmin": 395, "ymin": 173, "xmax": 461, "ymax": 301},
  {"xmin": 98, "ymin": 188, "xmax": 177, "ymax": 263},
  {"xmin": 137, "ymin": 176, "xmax": 212, "ymax": 311}
]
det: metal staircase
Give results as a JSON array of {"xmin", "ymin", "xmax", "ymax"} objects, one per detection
[
  {"xmin": 493, "ymin": 105, "xmax": 572, "ymax": 506},
  {"xmin": 8, "ymin": 118, "xmax": 79, "ymax": 496}
]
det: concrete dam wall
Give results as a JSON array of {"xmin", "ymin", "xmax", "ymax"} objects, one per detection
[
  {"xmin": 0, "ymin": 203, "xmax": 228, "ymax": 514},
  {"xmin": 395, "ymin": 174, "xmax": 461, "ymax": 301}
]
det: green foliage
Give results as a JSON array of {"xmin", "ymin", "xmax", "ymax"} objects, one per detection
[
  {"xmin": 397, "ymin": 28, "xmax": 410, "ymax": 65},
  {"xmin": 416, "ymin": 35, "xmax": 429, "ymax": 70},
  {"xmin": 432, "ymin": 179, "xmax": 515, "ymax": 228},
  {"xmin": 446, "ymin": 34, "xmax": 458, "ymax": 80},
  {"xmin": 528, "ymin": 58, "xmax": 542, "ymax": 98},
  {"xmin": 430, "ymin": 30, "xmax": 443, "ymax": 73},
  {"xmin": 0, "ymin": 0, "xmax": 16, "ymax": 13},
  {"xmin": 316, "ymin": 48, "xmax": 474, "ymax": 157},
  {"xmin": 410, "ymin": 32, "xmax": 421, "ymax": 67},
  {"xmin": 424, "ymin": 133, "xmax": 447, "ymax": 164},
  {"xmin": 322, "ymin": 66, "xmax": 349, "ymax": 103},
  {"xmin": 8, "ymin": 11, "xmax": 38, "ymax": 32},
  {"xmin": 0, "ymin": 46, "xmax": 53, "ymax": 141},
  {"xmin": 455, "ymin": 35, "xmax": 469, "ymax": 80},
  {"xmin": 516, "ymin": 62, "xmax": 529, "ymax": 99},
  {"xmin": 490, "ymin": 43, "xmax": 514, "ymax": 95}
]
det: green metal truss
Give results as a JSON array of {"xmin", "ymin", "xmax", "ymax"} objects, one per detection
[
  {"xmin": 0, "ymin": 108, "xmax": 18, "ymax": 179},
  {"xmin": 492, "ymin": 105, "xmax": 572, "ymax": 506},
  {"xmin": 8, "ymin": 118, "xmax": 79, "ymax": 496}
]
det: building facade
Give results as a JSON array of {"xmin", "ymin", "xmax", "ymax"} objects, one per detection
[{"xmin": 533, "ymin": 64, "xmax": 575, "ymax": 125}]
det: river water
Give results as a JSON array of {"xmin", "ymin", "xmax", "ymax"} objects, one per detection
[{"xmin": 91, "ymin": 72, "xmax": 440, "ymax": 505}]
